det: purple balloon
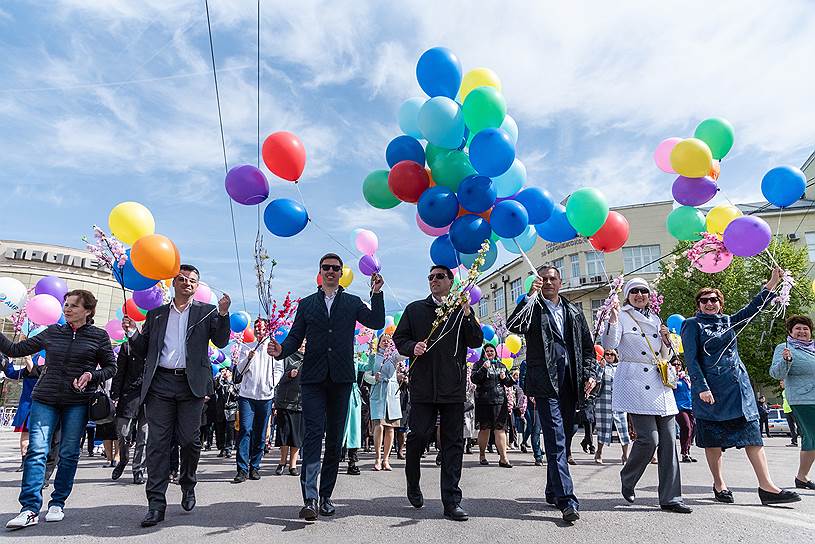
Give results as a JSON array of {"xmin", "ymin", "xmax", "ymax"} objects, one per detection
[
  {"xmin": 34, "ymin": 275, "xmax": 68, "ymax": 301},
  {"xmin": 672, "ymin": 176, "xmax": 718, "ymax": 206},
  {"xmin": 466, "ymin": 348, "xmax": 479, "ymax": 363},
  {"xmin": 132, "ymin": 285, "xmax": 164, "ymax": 311},
  {"xmin": 225, "ymin": 165, "xmax": 270, "ymax": 205},
  {"xmin": 358, "ymin": 254, "xmax": 381, "ymax": 276},
  {"xmin": 723, "ymin": 216, "xmax": 772, "ymax": 257},
  {"xmin": 465, "ymin": 285, "xmax": 482, "ymax": 305}
]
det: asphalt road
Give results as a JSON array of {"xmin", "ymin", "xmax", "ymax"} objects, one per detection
[{"xmin": 0, "ymin": 427, "xmax": 813, "ymax": 542}]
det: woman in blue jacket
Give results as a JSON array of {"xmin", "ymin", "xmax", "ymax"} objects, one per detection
[
  {"xmin": 770, "ymin": 315, "xmax": 815, "ymax": 490},
  {"xmin": 681, "ymin": 267, "xmax": 799, "ymax": 506},
  {"xmin": 1, "ymin": 352, "xmax": 37, "ymax": 469}
]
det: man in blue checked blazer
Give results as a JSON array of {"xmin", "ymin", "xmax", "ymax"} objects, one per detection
[{"xmin": 269, "ymin": 253, "xmax": 385, "ymax": 521}]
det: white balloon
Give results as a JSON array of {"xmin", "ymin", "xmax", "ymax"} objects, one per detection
[{"xmin": 0, "ymin": 277, "xmax": 27, "ymax": 318}]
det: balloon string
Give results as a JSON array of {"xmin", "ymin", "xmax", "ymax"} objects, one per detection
[{"xmin": 256, "ymin": 0, "xmax": 262, "ymax": 240}]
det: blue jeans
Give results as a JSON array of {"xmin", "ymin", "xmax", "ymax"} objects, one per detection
[
  {"xmin": 20, "ymin": 400, "xmax": 88, "ymax": 513},
  {"xmin": 524, "ymin": 403, "xmax": 543, "ymax": 460},
  {"xmin": 236, "ymin": 396, "xmax": 274, "ymax": 474}
]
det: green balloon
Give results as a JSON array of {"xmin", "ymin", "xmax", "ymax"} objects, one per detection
[
  {"xmin": 463, "ymin": 86, "xmax": 507, "ymax": 136},
  {"xmin": 565, "ymin": 187, "xmax": 609, "ymax": 237},
  {"xmin": 431, "ymin": 150, "xmax": 476, "ymax": 191},
  {"xmin": 523, "ymin": 275, "xmax": 534, "ymax": 294},
  {"xmin": 487, "ymin": 336, "xmax": 499, "ymax": 346},
  {"xmin": 490, "ymin": 231, "xmax": 500, "ymax": 242},
  {"xmin": 425, "ymin": 143, "xmax": 446, "ymax": 167},
  {"xmin": 393, "ymin": 310, "xmax": 403, "ymax": 326},
  {"xmin": 362, "ymin": 170, "xmax": 400, "ymax": 209},
  {"xmin": 666, "ymin": 206, "xmax": 705, "ymax": 241},
  {"xmin": 694, "ymin": 118, "xmax": 735, "ymax": 160}
]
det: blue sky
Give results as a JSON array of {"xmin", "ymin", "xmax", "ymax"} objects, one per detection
[{"xmin": 1, "ymin": 1, "xmax": 813, "ymax": 316}]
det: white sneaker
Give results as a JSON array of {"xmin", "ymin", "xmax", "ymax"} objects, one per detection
[
  {"xmin": 45, "ymin": 506, "xmax": 64, "ymax": 522},
  {"xmin": 6, "ymin": 510, "xmax": 38, "ymax": 529}
]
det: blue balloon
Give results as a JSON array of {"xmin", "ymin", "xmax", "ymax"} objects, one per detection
[
  {"xmin": 449, "ymin": 214, "xmax": 492, "ymax": 254},
  {"xmin": 386, "ymin": 135, "xmax": 425, "ymax": 168},
  {"xmin": 418, "ymin": 97, "xmax": 465, "ymax": 149},
  {"xmin": 57, "ymin": 314, "xmax": 67, "ymax": 325},
  {"xmin": 417, "ymin": 186, "xmax": 460, "ymax": 228},
  {"xmin": 113, "ymin": 249, "xmax": 159, "ymax": 291},
  {"xmin": 481, "ymin": 324, "xmax": 496, "ymax": 341},
  {"xmin": 416, "ymin": 47, "xmax": 462, "ymax": 99},
  {"xmin": 515, "ymin": 187, "xmax": 554, "ymax": 224},
  {"xmin": 666, "ymin": 314, "xmax": 686, "ymax": 334},
  {"xmin": 274, "ymin": 326, "xmax": 289, "ymax": 342},
  {"xmin": 264, "ymin": 198, "xmax": 308, "ymax": 237},
  {"xmin": 492, "ymin": 158, "xmax": 526, "ymax": 198},
  {"xmin": 501, "ymin": 225, "xmax": 537, "ymax": 254},
  {"xmin": 761, "ymin": 166, "xmax": 806, "ymax": 208},
  {"xmin": 459, "ymin": 240, "xmax": 498, "ymax": 272},
  {"xmin": 457, "ymin": 174, "xmax": 497, "ymax": 213},
  {"xmin": 469, "ymin": 128, "xmax": 515, "ymax": 177},
  {"xmin": 535, "ymin": 204, "xmax": 577, "ymax": 243},
  {"xmin": 229, "ymin": 312, "xmax": 249, "ymax": 333},
  {"xmin": 430, "ymin": 234, "xmax": 459, "ymax": 269},
  {"xmin": 398, "ymin": 97, "xmax": 425, "ymax": 139},
  {"xmin": 490, "ymin": 200, "xmax": 529, "ymax": 238}
]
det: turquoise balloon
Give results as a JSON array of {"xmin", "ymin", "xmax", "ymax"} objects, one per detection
[
  {"xmin": 500, "ymin": 114, "xmax": 518, "ymax": 145},
  {"xmin": 398, "ymin": 97, "xmax": 425, "ymax": 139},
  {"xmin": 459, "ymin": 240, "xmax": 498, "ymax": 272},
  {"xmin": 500, "ymin": 225, "xmax": 537, "ymax": 254},
  {"xmin": 431, "ymin": 150, "xmax": 476, "ymax": 191},
  {"xmin": 565, "ymin": 187, "xmax": 608, "ymax": 236},
  {"xmin": 418, "ymin": 97, "xmax": 465, "ymax": 149},
  {"xmin": 492, "ymin": 158, "xmax": 526, "ymax": 198}
]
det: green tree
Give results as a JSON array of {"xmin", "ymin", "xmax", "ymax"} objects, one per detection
[{"xmin": 654, "ymin": 239, "xmax": 814, "ymax": 388}]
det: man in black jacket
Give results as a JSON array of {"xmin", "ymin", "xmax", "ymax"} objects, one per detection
[
  {"xmin": 508, "ymin": 266, "xmax": 596, "ymax": 523},
  {"xmin": 110, "ymin": 342, "xmax": 147, "ymax": 485},
  {"xmin": 392, "ymin": 265, "xmax": 483, "ymax": 521},
  {"xmin": 269, "ymin": 253, "xmax": 385, "ymax": 521},
  {"xmin": 123, "ymin": 264, "xmax": 231, "ymax": 527}
]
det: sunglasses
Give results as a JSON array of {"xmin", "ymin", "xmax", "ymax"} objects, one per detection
[
  {"xmin": 698, "ymin": 296, "xmax": 720, "ymax": 304},
  {"xmin": 427, "ymin": 273, "xmax": 449, "ymax": 281},
  {"xmin": 629, "ymin": 288, "xmax": 650, "ymax": 295},
  {"xmin": 321, "ymin": 264, "xmax": 342, "ymax": 272}
]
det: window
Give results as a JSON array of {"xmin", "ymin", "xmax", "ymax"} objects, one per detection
[
  {"xmin": 552, "ymin": 258, "xmax": 564, "ymax": 279},
  {"xmin": 585, "ymin": 251, "xmax": 605, "ymax": 277},
  {"xmin": 623, "ymin": 245, "xmax": 661, "ymax": 273},
  {"xmin": 806, "ymin": 232, "xmax": 815, "ymax": 261},
  {"xmin": 479, "ymin": 298, "xmax": 489, "ymax": 317},
  {"xmin": 509, "ymin": 278, "xmax": 522, "ymax": 303},
  {"xmin": 591, "ymin": 299, "xmax": 603, "ymax": 326},
  {"xmin": 494, "ymin": 287, "xmax": 505, "ymax": 312},
  {"xmin": 570, "ymin": 254, "xmax": 580, "ymax": 279}
]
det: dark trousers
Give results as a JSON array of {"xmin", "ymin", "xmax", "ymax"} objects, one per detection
[
  {"xmin": 786, "ymin": 412, "xmax": 799, "ymax": 443},
  {"xmin": 144, "ymin": 370, "xmax": 204, "ymax": 511},
  {"xmin": 300, "ymin": 381, "xmax": 352, "ymax": 502},
  {"xmin": 116, "ymin": 409, "xmax": 148, "ymax": 475},
  {"xmin": 85, "ymin": 426, "xmax": 96, "ymax": 455},
  {"xmin": 215, "ymin": 421, "xmax": 235, "ymax": 452},
  {"xmin": 676, "ymin": 410, "xmax": 695, "ymax": 455},
  {"xmin": 537, "ymin": 394, "xmax": 578, "ymax": 510},
  {"xmin": 405, "ymin": 402, "xmax": 465, "ymax": 509},
  {"xmin": 759, "ymin": 415, "xmax": 770, "ymax": 437}
]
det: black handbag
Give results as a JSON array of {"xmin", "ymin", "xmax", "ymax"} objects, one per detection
[{"xmin": 89, "ymin": 388, "xmax": 115, "ymax": 424}]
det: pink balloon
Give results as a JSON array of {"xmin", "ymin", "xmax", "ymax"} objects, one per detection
[
  {"xmin": 193, "ymin": 283, "xmax": 212, "ymax": 304},
  {"xmin": 26, "ymin": 294, "xmax": 63, "ymax": 325},
  {"xmin": 355, "ymin": 229, "xmax": 379, "ymax": 256},
  {"xmin": 357, "ymin": 333, "xmax": 372, "ymax": 344},
  {"xmin": 416, "ymin": 212, "xmax": 450, "ymax": 236},
  {"xmin": 496, "ymin": 344, "xmax": 510, "ymax": 359},
  {"xmin": 105, "ymin": 319, "xmax": 125, "ymax": 341},
  {"xmin": 654, "ymin": 137, "xmax": 681, "ymax": 174},
  {"xmin": 692, "ymin": 251, "xmax": 733, "ymax": 273}
]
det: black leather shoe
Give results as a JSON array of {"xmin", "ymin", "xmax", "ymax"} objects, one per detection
[
  {"xmin": 112, "ymin": 462, "xmax": 127, "ymax": 481},
  {"xmin": 443, "ymin": 505, "xmax": 468, "ymax": 521},
  {"xmin": 795, "ymin": 478, "xmax": 815, "ymax": 490},
  {"xmin": 759, "ymin": 487, "xmax": 801, "ymax": 505},
  {"xmin": 299, "ymin": 499, "xmax": 318, "ymax": 521},
  {"xmin": 140, "ymin": 509, "xmax": 165, "ymax": 527},
  {"xmin": 248, "ymin": 468, "xmax": 261, "ymax": 480},
  {"xmin": 407, "ymin": 486, "xmax": 424, "ymax": 508},
  {"xmin": 713, "ymin": 487, "xmax": 734, "ymax": 503},
  {"xmin": 498, "ymin": 461, "xmax": 513, "ymax": 468},
  {"xmin": 347, "ymin": 464, "xmax": 360, "ymax": 475},
  {"xmin": 660, "ymin": 502, "xmax": 693, "ymax": 514},
  {"xmin": 621, "ymin": 485, "xmax": 635, "ymax": 503},
  {"xmin": 319, "ymin": 497, "xmax": 336, "ymax": 517},
  {"xmin": 232, "ymin": 471, "xmax": 247, "ymax": 484},
  {"xmin": 181, "ymin": 488, "xmax": 196, "ymax": 511},
  {"xmin": 133, "ymin": 472, "xmax": 145, "ymax": 485},
  {"xmin": 562, "ymin": 505, "xmax": 580, "ymax": 523}
]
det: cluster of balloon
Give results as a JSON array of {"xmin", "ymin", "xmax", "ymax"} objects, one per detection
[
  {"xmin": 354, "ymin": 229, "xmax": 381, "ymax": 281},
  {"xmin": 0, "ymin": 275, "xmax": 70, "ymax": 329},
  {"xmin": 225, "ymin": 131, "xmax": 309, "ymax": 238},
  {"xmin": 228, "ymin": 311, "xmax": 255, "ymax": 343}
]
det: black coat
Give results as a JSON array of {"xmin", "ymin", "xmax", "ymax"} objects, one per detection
[
  {"xmin": 393, "ymin": 295, "xmax": 483, "ymax": 404},
  {"xmin": 278, "ymin": 288, "xmax": 385, "ymax": 385},
  {"xmin": 508, "ymin": 295, "xmax": 596, "ymax": 406},
  {"xmin": 128, "ymin": 300, "xmax": 230, "ymax": 402},
  {"xmin": 471, "ymin": 358, "xmax": 515, "ymax": 405},
  {"xmin": 274, "ymin": 353, "xmax": 303, "ymax": 411},
  {"xmin": 0, "ymin": 324, "xmax": 116, "ymax": 405},
  {"xmin": 110, "ymin": 343, "xmax": 145, "ymax": 419}
]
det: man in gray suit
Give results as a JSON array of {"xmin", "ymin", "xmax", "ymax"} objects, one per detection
[{"xmin": 123, "ymin": 264, "xmax": 231, "ymax": 527}]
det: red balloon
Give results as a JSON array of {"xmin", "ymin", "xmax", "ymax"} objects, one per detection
[
  {"xmin": 589, "ymin": 211, "xmax": 629, "ymax": 253},
  {"xmin": 242, "ymin": 328, "xmax": 256, "ymax": 343},
  {"xmin": 262, "ymin": 131, "xmax": 306, "ymax": 182},
  {"xmin": 594, "ymin": 344, "xmax": 604, "ymax": 361},
  {"xmin": 388, "ymin": 160, "xmax": 430, "ymax": 203},
  {"xmin": 316, "ymin": 274, "xmax": 323, "ymax": 287},
  {"xmin": 123, "ymin": 298, "xmax": 146, "ymax": 322}
]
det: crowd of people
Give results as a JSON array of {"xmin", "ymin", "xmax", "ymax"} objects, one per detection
[{"xmin": 1, "ymin": 257, "xmax": 814, "ymax": 530}]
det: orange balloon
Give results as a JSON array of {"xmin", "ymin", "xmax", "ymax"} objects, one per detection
[
  {"xmin": 384, "ymin": 325, "xmax": 397, "ymax": 336},
  {"xmin": 131, "ymin": 234, "xmax": 181, "ymax": 280},
  {"xmin": 242, "ymin": 328, "xmax": 256, "ymax": 343},
  {"xmin": 709, "ymin": 160, "xmax": 721, "ymax": 181},
  {"xmin": 426, "ymin": 167, "xmax": 436, "ymax": 187},
  {"xmin": 457, "ymin": 207, "xmax": 492, "ymax": 220}
]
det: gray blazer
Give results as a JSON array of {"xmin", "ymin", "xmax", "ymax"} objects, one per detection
[{"xmin": 770, "ymin": 343, "xmax": 815, "ymax": 405}]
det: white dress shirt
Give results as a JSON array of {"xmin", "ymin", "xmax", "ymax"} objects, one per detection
[
  {"xmin": 324, "ymin": 289, "xmax": 337, "ymax": 317},
  {"xmin": 542, "ymin": 296, "xmax": 565, "ymax": 337},
  {"xmin": 158, "ymin": 301, "xmax": 191, "ymax": 369}
]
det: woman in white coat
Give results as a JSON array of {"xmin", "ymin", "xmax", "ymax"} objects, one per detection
[
  {"xmin": 602, "ymin": 278, "xmax": 691, "ymax": 514},
  {"xmin": 364, "ymin": 335, "xmax": 402, "ymax": 471}
]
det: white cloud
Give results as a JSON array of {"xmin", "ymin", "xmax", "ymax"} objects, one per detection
[{"xmin": 331, "ymin": 201, "xmax": 411, "ymax": 232}]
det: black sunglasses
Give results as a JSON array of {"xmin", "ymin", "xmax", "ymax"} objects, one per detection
[
  {"xmin": 629, "ymin": 288, "xmax": 649, "ymax": 295},
  {"xmin": 699, "ymin": 296, "xmax": 719, "ymax": 304},
  {"xmin": 321, "ymin": 264, "xmax": 342, "ymax": 272},
  {"xmin": 428, "ymin": 273, "xmax": 449, "ymax": 281}
]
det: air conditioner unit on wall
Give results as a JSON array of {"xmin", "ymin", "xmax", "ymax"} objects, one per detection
[
  {"xmin": 590, "ymin": 275, "xmax": 603, "ymax": 283},
  {"xmin": 579, "ymin": 277, "xmax": 587, "ymax": 285},
  {"xmin": 501, "ymin": 274, "xmax": 510, "ymax": 282},
  {"xmin": 788, "ymin": 233, "xmax": 800, "ymax": 242},
  {"xmin": 489, "ymin": 282, "xmax": 497, "ymax": 289}
]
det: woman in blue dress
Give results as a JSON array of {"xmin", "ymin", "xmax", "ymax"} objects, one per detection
[
  {"xmin": 364, "ymin": 334, "xmax": 402, "ymax": 471},
  {"xmin": 2, "ymin": 351, "xmax": 37, "ymax": 469}
]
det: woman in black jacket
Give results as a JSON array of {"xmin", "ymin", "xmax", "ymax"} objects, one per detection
[
  {"xmin": 274, "ymin": 350, "xmax": 304, "ymax": 475},
  {"xmin": 2, "ymin": 289, "xmax": 116, "ymax": 529},
  {"xmin": 471, "ymin": 344, "xmax": 515, "ymax": 467}
]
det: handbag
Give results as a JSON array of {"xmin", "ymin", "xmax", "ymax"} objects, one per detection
[
  {"xmin": 630, "ymin": 313, "xmax": 677, "ymax": 389},
  {"xmin": 89, "ymin": 388, "xmax": 116, "ymax": 424}
]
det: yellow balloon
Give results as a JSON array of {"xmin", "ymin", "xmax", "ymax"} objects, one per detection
[
  {"xmin": 505, "ymin": 334, "xmax": 522, "ymax": 354},
  {"xmin": 501, "ymin": 358, "xmax": 513, "ymax": 369},
  {"xmin": 339, "ymin": 266, "xmax": 354, "ymax": 289},
  {"xmin": 109, "ymin": 202, "xmax": 155, "ymax": 245},
  {"xmin": 669, "ymin": 333, "xmax": 684, "ymax": 355},
  {"xmin": 459, "ymin": 68, "xmax": 502, "ymax": 101},
  {"xmin": 811, "ymin": 278, "xmax": 815, "ymax": 297},
  {"xmin": 706, "ymin": 204, "xmax": 743, "ymax": 237},
  {"xmin": 669, "ymin": 138, "xmax": 713, "ymax": 178}
]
